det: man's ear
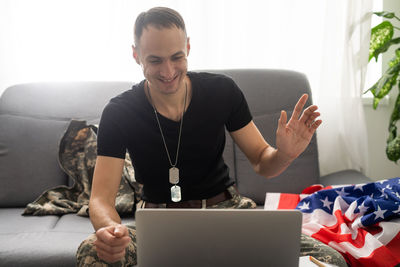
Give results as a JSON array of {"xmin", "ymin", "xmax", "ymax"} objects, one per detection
[
  {"xmin": 132, "ymin": 45, "xmax": 140, "ymax": 65},
  {"xmin": 186, "ymin": 37, "xmax": 191, "ymax": 57}
]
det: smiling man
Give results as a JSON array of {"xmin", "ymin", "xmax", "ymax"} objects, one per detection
[{"xmin": 76, "ymin": 7, "xmax": 347, "ymax": 267}]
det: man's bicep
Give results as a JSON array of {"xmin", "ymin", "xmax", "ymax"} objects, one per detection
[
  {"xmin": 91, "ymin": 155, "xmax": 125, "ymax": 204},
  {"xmin": 229, "ymin": 121, "xmax": 271, "ymax": 166}
]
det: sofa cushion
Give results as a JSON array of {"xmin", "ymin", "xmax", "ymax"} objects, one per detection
[
  {"xmin": 22, "ymin": 120, "xmax": 141, "ymax": 217},
  {"xmin": 203, "ymin": 69, "xmax": 320, "ymax": 205},
  {"xmin": 0, "ymin": 231, "xmax": 90, "ymax": 267},
  {"xmin": 319, "ymin": 169, "xmax": 374, "ymax": 186},
  {"xmin": 0, "ymin": 208, "xmax": 59, "ymax": 233},
  {"xmin": 235, "ymin": 143, "xmax": 320, "ymax": 205},
  {"xmin": 0, "ymin": 82, "xmax": 133, "ymax": 120},
  {"xmin": 0, "ymin": 114, "xmax": 69, "ymax": 207},
  {"xmin": 0, "ymin": 208, "xmax": 135, "ymax": 267}
]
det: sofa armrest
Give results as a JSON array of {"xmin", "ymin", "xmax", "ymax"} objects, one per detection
[{"xmin": 319, "ymin": 169, "xmax": 374, "ymax": 186}]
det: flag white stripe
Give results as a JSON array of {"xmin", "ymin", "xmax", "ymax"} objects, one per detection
[
  {"xmin": 374, "ymin": 219, "xmax": 400, "ymax": 245},
  {"xmin": 264, "ymin": 193, "xmax": 280, "ymax": 210},
  {"xmin": 328, "ymin": 233, "xmax": 383, "ymax": 259}
]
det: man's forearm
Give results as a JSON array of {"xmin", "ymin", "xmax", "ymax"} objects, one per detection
[
  {"xmin": 254, "ymin": 146, "xmax": 294, "ymax": 178},
  {"xmin": 89, "ymin": 199, "xmax": 121, "ymax": 231}
]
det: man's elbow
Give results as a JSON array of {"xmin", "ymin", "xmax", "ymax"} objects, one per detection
[{"xmin": 253, "ymin": 164, "xmax": 279, "ymax": 179}]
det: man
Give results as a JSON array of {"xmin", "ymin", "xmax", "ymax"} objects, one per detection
[{"xmin": 76, "ymin": 6, "xmax": 347, "ymax": 267}]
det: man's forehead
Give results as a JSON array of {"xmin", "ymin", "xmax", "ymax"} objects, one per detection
[{"xmin": 137, "ymin": 25, "xmax": 188, "ymax": 56}]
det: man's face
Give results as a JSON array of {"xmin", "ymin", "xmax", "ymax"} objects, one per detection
[{"xmin": 133, "ymin": 25, "xmax": 190, "ymax": 95}]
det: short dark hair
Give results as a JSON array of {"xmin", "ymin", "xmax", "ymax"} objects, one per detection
[{"xmin": 134, "ymin": 7, "xmax": 186, "ymax": 47}]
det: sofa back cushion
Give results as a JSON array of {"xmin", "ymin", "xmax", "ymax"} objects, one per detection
[
  {"xmin": 0, "ymin": 115, "xmax": 69, "ymax": 207},
  {"xmin": 0, "ymin": 82, "xmax": 133, "ymax": 207},
  {"xmin": 214, "ymin": 69, "xmax": 320, "ymax": 205},
  {"xmin": 0, "ymin": 73, "xmax": 319, "ymax": 207},
  {"xmin": 0, "ymin": 82, "xmax": 133, "ymax": 124}
]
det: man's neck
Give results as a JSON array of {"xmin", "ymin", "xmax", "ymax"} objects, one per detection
[{"xmin": 146, "ymin": 77, "xmax": 191, "ymax": 122}]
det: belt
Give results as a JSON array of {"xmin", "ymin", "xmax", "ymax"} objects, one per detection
[{"xmin": 144, "ymin": 189, "xmax": 232, "ymax": 209}]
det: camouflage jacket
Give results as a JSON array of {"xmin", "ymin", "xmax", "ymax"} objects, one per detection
[{"xmin": 23, "ymin": 120, "xmax": 141, "ymax": 217}]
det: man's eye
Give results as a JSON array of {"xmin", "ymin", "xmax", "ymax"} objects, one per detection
[
  {"xmin": 172, "ymin": 56, "xmax": 183, "ymax": 61},
  {"xmin": 150, "ymin": 60, "xmax": 161, "ymax": 64}
]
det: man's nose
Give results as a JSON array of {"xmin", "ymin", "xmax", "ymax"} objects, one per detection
[{"xmin": 159, "ymin": 60, "xmax": 175, "ymax": 79}]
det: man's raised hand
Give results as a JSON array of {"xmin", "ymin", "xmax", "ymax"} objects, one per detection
[{"xmin": 275, "ymin": 94, "xmax": 322, "ymax": 161}]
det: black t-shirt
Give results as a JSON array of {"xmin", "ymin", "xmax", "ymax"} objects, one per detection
[{"xmin": 97, "ymin": 72, "xmax": 252, "ymax": 203}]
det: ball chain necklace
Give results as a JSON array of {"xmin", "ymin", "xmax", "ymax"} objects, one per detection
[{"xmin": 146, "ymin": 80, "xmax": 187, "ymax": 202}]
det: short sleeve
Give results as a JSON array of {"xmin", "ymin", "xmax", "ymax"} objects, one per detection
[
  {"xmin": 97, "ymin": 102, "xmax": 126, "ymax": 159},
  {"xmin": 225, "ymin": 79, "xmax": 253, "ymax": 132}
]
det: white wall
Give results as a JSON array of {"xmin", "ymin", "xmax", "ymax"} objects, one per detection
[{"xmin": 363, "ymin": 0, "xmax": 400, "ymax": 180}]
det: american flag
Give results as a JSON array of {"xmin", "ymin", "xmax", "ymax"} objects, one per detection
[{"xmin": 264, "ymin": 177, "xmax": 400, "ymax": 267}]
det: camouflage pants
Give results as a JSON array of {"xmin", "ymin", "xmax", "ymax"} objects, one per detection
[{"xmin": 76, "ymin": 186, "xmax": 347, "ymax": 267}]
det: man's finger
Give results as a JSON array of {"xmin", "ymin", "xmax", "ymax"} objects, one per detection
[
  {"xmin": 94, "ymin": 236, "xmax": 131, "ymax": 254},
  {"xmin": 309, "ymin": 119, "xmax": 322, "ymax": 132},
  {"xmin": 96, "ymin": 226, "xmax": 129, "ymax": 246},
  {"xmin": 114, "ymin": 225, "xmax": 127, "ymax": 238},
  {"xmin": 97, "ymin": 248, "xmax": 126, "ymax": 263},
  {"xmin": 279, "ymin": 110, "xmax": 287, "ymax": 127},
  {"xmin": 304, "ymin": 112, "xmax": 320, "ymax": 126},
  {"xmin": 291, "ymin": 94, "xmax": 308, "ymax": 120},
  {"xmin": 96, "ymin": 228, "xmax": 116, "ymax": 244},
  {"xmin": 299, "ymin": 105, "xmax": 319, "ymax": 124}
]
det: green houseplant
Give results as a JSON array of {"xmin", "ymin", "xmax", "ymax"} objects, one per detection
[{"xmin": 366, "ymin": 11, "xmax": 400, "ymax": 162}]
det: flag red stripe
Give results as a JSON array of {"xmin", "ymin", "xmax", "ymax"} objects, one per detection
[
  {"xmin": 277, "ymin": 193, "xmax": 300, "ymax": 209},
  {"xmin": 309, "ymin": 210, "xmax": 370, "ymax": 247},
  {"xmin": 343, "ymin": 243, "xmax": 400, "ymax": 267},
  {"xmin": 385, "ymin": 230, "xmax": 400, "ymax": 262}
]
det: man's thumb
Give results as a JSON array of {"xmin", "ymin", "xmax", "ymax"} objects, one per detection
[{"xmin": 114, "ymin": 225, "xmax": 124, "ymax": 237}]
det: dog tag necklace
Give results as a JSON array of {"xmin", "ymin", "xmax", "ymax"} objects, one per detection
[{"xmin": 147, "ymin": 81, "xmax": 187, "ymax": 202}]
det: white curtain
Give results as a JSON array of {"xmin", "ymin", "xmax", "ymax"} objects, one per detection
[
  {"xmin": 315, "ymin": 0, "xmax": 372, "ymax": 176},
  {"xmin": 0, "ymin": 0, "xmax": 371, "ymax": 176}
]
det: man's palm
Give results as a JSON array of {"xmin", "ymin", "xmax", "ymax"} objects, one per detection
[{"xmin": 276, "ymin": 94, "xmax": 322, "ymax": 160}]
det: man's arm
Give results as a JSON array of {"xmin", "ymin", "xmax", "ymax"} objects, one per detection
[
  {"xmin": 230, "ymin": 121, "xmax": 290, "ymax": 178},
  {"xmin": 230, "ymin": 94, "xmax": 322, "ymax": 178},
  {"xmin": 89, "ymin": 155, "xmax": 131, "ymax": 263},
  {"xmin": 89, "ymin": 155, "xmax": 125, "ymax": 230}
]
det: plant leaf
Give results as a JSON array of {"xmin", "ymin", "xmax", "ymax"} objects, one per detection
[
  {"xmin": 370, "ymin": 74, "xmax": 398, "ymax": 109},
  {"xmin": 386, "ymin": 136, "xmax": 400, "ymax": 162},
  {"xmin": 388, "ymin": 124, "xmax": 397, "ymax": 143},
  {"xmin": 369, "ymin": 48, "xmax": 400, "ymax": 109},
  {"xmin": 389, "ymin": 48, "xmax": 400, "ymax": 68},
  {"xmin": 374, "ymin": 11, "xmax": 396, "ymax": 19},
  {"xmin": 369, "ymin": 21, "xmax": 394, "ymax": 62},
  {"xmin": 372, "ymin": 96, "xmax": 380, "ymax": 110},
  {"xmin": 389, "ymin": 90, "xmax": 400, "ymax": 136},
  {"xmin": 372, "ymin": 37, "xmax": 400, "ymax": 61}
]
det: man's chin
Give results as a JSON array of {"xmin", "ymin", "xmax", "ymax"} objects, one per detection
[{"xmin": 154, "ymin": 76, "xmax": 185, "ymax": 94}]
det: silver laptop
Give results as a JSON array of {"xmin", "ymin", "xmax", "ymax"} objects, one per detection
[{"xmin": 135, "ymin": 209, "xmax": 302, "ymax": 267}]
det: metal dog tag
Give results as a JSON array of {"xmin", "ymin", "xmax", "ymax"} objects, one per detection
[
  {"xmin": 169, "ymin": 167, "xmax": 179, "ymax": 184},
  {"xmin": 171, "ymin": 185, "xmax": 181, "ymax": 202}
]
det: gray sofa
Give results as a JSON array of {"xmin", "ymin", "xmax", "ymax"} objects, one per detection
[{"xmin": 0, "ymin": 69, "xmax": 372, "ymax": 266}]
